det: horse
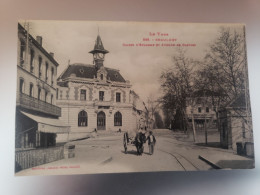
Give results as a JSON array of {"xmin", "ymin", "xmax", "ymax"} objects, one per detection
[{"xmin": 134, "ymin": 132, "xmax": 146, "ymax": 155}]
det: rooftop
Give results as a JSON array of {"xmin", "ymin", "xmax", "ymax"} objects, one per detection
[{"xmin": 58, "ymin": 63, "xmax": 126, "ymax": 83}]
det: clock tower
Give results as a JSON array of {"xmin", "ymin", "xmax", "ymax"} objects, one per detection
[{"xmin": 89, "ymin": 35, "xmax": 109, "ymax": 69}]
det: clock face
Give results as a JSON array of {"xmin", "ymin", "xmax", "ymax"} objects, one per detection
[
  {"xmin": 97, "ymin": 53, "xmax": 104, "ymax": 59},
  {"xmin": 94, "ymin": 53, "xmax": 104, "ymax": 59}
]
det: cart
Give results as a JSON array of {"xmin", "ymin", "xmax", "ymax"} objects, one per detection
[{"xmin": 123, "ymin": 132, "xmax": 145, "ymax": 154}]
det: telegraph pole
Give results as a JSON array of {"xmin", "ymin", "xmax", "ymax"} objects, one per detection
[{"xmin": 204, "ymin": 90, "xmax": 208, "ymax": 145}]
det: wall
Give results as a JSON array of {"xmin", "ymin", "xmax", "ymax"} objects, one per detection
[{"xmin": 17, "ymin": 30, "xmax": 58, "ymax": 105}]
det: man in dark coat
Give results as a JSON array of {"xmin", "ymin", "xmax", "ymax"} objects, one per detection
[
  {"xmin": 147, "ymin": 131, "xmax": 156, "ymax": 155},
  {"xmin": 135, "ymin": 130, "xmax": 145, "ymax": 155},
  {"xmin": 123, "ymin": 131, "xmax": 129, "ymax": 154}
]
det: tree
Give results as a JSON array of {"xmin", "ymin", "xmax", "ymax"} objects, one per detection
[
  {"xmin": 146, "ymin": 94, "xmax": 160, "ymax": 129},
  {"xmin": 204, "ymin": 27, "xmax": 246, "ymax": 101},
  {"xmin": 154, "ymin": 111, "xmax": 164, "ymax": 129},
  {"xmin": 200, "ymin": 27, "xmax": 252, "ymax": 138},
  {"xmin": 160, "ymin": 49, "xmax": 197, "ymax": 142}
]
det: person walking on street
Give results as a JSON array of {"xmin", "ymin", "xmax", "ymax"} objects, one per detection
[
  {"xmin": 147, "ymin": 131, "xmax": 156, "ymax": 155},
  {"xmin": 123, "ymin": 131, "xmax": 129, "ymax": 154}
]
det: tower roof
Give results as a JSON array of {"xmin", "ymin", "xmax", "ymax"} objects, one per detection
[{"xmin": 89, "ymin": 35, "xmax": 109, "ymax": 54}]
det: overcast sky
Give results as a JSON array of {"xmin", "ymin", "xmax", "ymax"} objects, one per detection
[{"xmin": 21, "ymin": 20, "xmax": 244, "ymax": 102}]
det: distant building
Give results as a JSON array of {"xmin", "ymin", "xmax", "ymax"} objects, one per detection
[
  {"xmin": 130, "ymin": 90, "xmax": 148, "ymax": 130},
  {"xmin": 56, "ymin": 35, "xmax": 146, "ymax": 140},
  {"xmin": 15, "ymin": 23, "xmax": 69, "ymax": 171},
  {"xmin": 186, "ymin": 90, "xmax": 221, "ymax": 130},
  {"xmin": 218, "ymin": 93, "xmax": 253, "ymax": 154}
]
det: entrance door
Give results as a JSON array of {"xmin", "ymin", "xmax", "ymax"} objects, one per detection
[{"xmin": 97, "ymin": 111, "xmax": 106, "ymax": 130}]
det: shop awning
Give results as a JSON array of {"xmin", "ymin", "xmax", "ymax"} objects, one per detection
[{"xmin": 21, "ymin": 111, "xmax": 70, "ymax": 133}]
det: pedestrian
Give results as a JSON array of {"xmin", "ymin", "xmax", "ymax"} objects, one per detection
[
  {"xmin": 135, "ymin": 130, "xmax": 145, "ymax": 155},
  {"xmin": 123, "ymin": 131, "xmax": 129, "ymax": 154},
  {"xmin": 147, "ymin": 131, "xmax": 156, "ymax": 155}
]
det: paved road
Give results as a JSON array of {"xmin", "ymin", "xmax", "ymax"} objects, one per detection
[{"xmin": 16, "ymin": 129, "xmax": 213, "ymax": 176}]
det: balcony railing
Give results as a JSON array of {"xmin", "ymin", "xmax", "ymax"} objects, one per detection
[
  {"xmin": 17, "ymin": 93, "xmax": 61, "ymax": 117},
  {"xmin": 94, "ymin": 100, "xmax": 112, "ymax": 107}
]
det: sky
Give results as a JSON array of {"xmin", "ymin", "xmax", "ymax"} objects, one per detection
[{"xmin": 21, "ymin": 20, "xmax": 244, "ymax": 102}]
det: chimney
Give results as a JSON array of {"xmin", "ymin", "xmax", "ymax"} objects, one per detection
[
  {"xmin": 36, "ymin": 36, "xmax": 42, "ymax": 46},
  {"xmin": 49, "ymin": 52, "xmax": 54, "ymax": 58}
]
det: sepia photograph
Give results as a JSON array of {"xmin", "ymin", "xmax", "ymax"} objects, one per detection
[{"xmin": 15, "ymin": 20, "xmax": 254, "ymax": 176}]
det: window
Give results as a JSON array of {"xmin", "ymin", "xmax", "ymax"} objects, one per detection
[
  {"xmin": 51, "ymin": 94, "xmax": 53, "ymax": 104},
  {"xmin": 30, "ymin": 49, "xmax": 34, "ymax": 73},
  {"xmin": 242, "ymin": 122, "xmax": 246, "ymax": 138},
  {"xmin": 51, "ymin": 67, "xmax": 54, "ymax": 85},
  {"xmin": 99, "ymin": 91, "xmax": 104, "ymax": 101},
  {"xmin": 116, "ymin": 92, "xmax": 121, "ymax": 102},
  {"xmin": 38, "ymin": 57, "xmax": 42, "ymax": 78},
  {"xmin": 45, "ymin": 62, "xmax": 49, "ymax": 81},
  {"xmin": 100, "ymin": 74, "xmax": 103, "ymax": 80},
  {"xmin": 56, "ymin": 89, "xmax": 59, "ymax": 99},
  {"xmin": 78, "ymin": 111, "xmax": 88, "ymax": 126},
  {"xmin": 114, "ymin": 111, "xmax": 122, "ymax": 126},
  {"xmin": 29, "ymin": 83, "xmax": 33, "ymax": 97},
  {"xmin": 45, "ymin": 91, "xmax": 48, "ymax": 102},
  {"xmin": 20, "ymin": 40, "xmax": 25, "ymax": 66},
  {"xmin": 38, "ymin": 88, "xmax": 41, "ymax": 100},
  {"xmin": 206, "ymin": 107, "xmax": 209, "ymax": 113},
  {"xmin": 19, "ymin": 78, "xmax": 24, "ymax": 93},
  {"xmin": 80, "ymin": 89, "xmax": 86, "ymax": 100},
  {"xmin": 198, "ymin": 107, "xmax": 201, "ymax": 113}
]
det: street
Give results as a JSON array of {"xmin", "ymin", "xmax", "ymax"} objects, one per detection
[{"xmin": 17, "ymin": 129, "xmax": 223, "ymax": 176}]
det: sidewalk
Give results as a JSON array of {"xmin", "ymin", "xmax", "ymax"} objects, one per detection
[{"xmin": 171, "ymin": 130, "xmax": 255, "ymax": 169}]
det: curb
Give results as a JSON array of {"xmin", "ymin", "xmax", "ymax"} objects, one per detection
[{"xmin": 198, "ymin": 155, "xmax": 222, "ymax": 169}]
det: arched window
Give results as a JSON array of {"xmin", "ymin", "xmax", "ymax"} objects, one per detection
[
  {"xmin": 78, "ymin": 110, "xmax": 88, "ymax": 126},
  {"xmin": 114, "ymin": 111, "xmax": 122, "ymax": 126}
]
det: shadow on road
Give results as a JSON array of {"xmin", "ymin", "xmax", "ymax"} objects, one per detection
[
  {"xmin": 121, "ymin": 150, "xmax": 152, "ymax": 156},
  {"xmin": 195, "ymin": 142, "xmax": 221, "ymax": 148},
  {"xmin": 121, "ymin": 150, "xmax": 138, "ymax": 155}
]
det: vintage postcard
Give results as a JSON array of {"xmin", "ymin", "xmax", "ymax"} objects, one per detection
[{"xmin": 15, "ymin": 20, "xmax": 254, "ymax": 176}]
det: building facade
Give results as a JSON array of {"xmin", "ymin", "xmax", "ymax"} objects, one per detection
[
  {"xmin": 16, "ymin": 23, "xmax": 69, "ymax": 150},
  {"xmin": 56, "ymin": 35, "xmax": 145, "ymax": 141},
  {"xmin": 130, "ymin": 90, "xmax": 148, "ymax": 130},
  {"xmin": 186, "ymin": 90, "xmax": 219, "ymax": 131}
]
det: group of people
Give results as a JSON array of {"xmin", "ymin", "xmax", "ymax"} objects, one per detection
[{"xmin": 123, "ymin": 129, "xmax": 156, "ymax": 156}]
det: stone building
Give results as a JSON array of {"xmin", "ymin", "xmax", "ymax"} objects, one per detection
[
  {"xmin": 56, "ymin": 35, "xmax": 146, "ymax": 141},
  {"xmin": 15, "ymin": 23, "xmax": 69, "ymax": 171}
]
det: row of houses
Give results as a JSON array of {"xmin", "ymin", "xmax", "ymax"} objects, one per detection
[{"xmin": 15, "ymin": 23, "xmax": 148, "ymax": 171}]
